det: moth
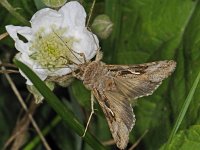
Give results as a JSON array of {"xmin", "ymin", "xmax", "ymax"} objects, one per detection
[
  {"xmin": 49, "ymin": 31, "xmax": 176, "ymax": 149},
  {"xmin": 63, "ymin": 52, "xmax": 176, "ymax": 149}
]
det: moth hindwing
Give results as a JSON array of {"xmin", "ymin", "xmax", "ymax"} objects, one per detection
[{"xmin": 76, "ymin": 60, "xmax": 176, "ymax": 149}]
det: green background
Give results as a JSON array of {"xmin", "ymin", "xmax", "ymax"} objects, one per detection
[{"xmin": 0, "ymin": 0, "xmax": 200, "ymax": 149}]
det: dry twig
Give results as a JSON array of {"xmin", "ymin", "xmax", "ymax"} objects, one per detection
[
  {"xmin": 0, "ymin": 60, "xmax": 52, "ymax": 150},
  {"xmin": 0, "ymin": 32, "xmax": 8, "ymax": 40}
]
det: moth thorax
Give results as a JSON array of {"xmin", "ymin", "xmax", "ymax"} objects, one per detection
[{"xmin": 82, "ymin": 61, "xmax": 104, "ymax": 90}]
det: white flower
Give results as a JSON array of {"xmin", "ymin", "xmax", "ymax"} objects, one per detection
[{"xmin": 6, "ymin": 1, "xmax": 99, "ymax": 85}]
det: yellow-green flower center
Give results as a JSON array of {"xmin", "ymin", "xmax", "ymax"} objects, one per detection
[{"xmin": 30, "ymin": 28, "xmax": 74, "ymax": 70}]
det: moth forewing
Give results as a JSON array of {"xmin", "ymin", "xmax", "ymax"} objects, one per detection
[
  {"xmin": 92, "ymin": 88, "xmax": 135, "ymax": 149},
  {"xmin": 109, "ymin": 60, "xmax": 176, "ymax": 99},
  {"xmin": 79, "ymin": 60, "xmax": 176, "ymax": 149}
]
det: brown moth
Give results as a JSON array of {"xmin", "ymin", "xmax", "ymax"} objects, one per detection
[
  {"xmin": 70, "ymin": 53, "xmax": 176, "ymax": 149},
  {"xmin": 49, "ymin": 30, "xmax": 176, "ymax": 149}
]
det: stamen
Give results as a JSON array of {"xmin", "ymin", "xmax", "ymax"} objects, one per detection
[{"xmin": 30, "ymin": 27, "xmax": 75, "ymax": 71}]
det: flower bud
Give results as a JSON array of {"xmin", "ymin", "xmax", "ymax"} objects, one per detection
[
  {"xmin": 91, "ymin": 14, "xmax": 113, "ymax": 39},
  {"xmin": 42, "ymin": 0, "xmax": 67, "ymax": 8}
]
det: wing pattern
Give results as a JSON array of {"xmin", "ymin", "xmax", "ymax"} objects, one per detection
[{"xmin": 88, "ymin": 60, "xmax": 176, "ymax": 149}]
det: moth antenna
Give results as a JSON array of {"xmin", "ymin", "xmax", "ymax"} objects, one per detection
[
  {"xmin": 52, "ymin": 30, "xmax": 85, "ymax": 64},
  {"xmin": 85, "ymin": 0, "xmax": 102, "ymax": 61},
  {"xmin": 86, "ymin": 26, "xmax": 102, "ymax": 61},
  {"xmin": 58, "ymin": 56, "xmax": 79, "ymax": 66},
  {"xmin": 82, "ymin": 93, "xmax": 95, "ymax": 137},
  {"xmin": 57, "ymin": 58, "xmax": 79, "ymax": 78},
  {"xmin": 33, "ymin": 55, "xmax": 83, "ymax": 80}
]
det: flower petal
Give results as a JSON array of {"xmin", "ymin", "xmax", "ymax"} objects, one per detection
[
  {"xmin": 6, "ymin": 25, "xmax": 32, "ymax": 41},
  {"xmin": 30, "ymin": 8, "xmax": 63, "ymax": 34},
  {"xmin": 5, "ymin": 25, "xmax": 32, "ymax": 54},
  {"xmin": 67, "ymin": 27, "xmax": 99, "ymax": 61},
  {"xmin": 16, "ymin": 53, "xmax": 48, "ymax": 85},
  {"xmin": 59, "ymin": 1, "xmax": 86, "ymax": 28},
  {"xmin": 7, "ymin": 1, "xmax": 100, "ymax": 85},
  {"xmin": 49, "ymin": 67, "xmax": 75, "ymax": 76}
]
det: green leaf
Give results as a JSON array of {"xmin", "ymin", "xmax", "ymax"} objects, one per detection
[
  {"xmin": 70, "ymin": 80, "xmax": 91, "ymax": 108},
  {"xmin": 102, "ymin": 0, "xmax": 200, "ymax": 149},
  {"xmin": 33, "ymin": 0, "xmax": 46, "ymax": 10},
  {"xmin": 0, "ymin": 0, "xmax": 29, "ymax": 25},
  {"xmin": 165, "ymin": 70, "xmax": 200, "ymax": 149},
  {"xmin": 160, "ymin": 125, "xmax": 200, "ymax": 150},
  {"xmin": 14, "ymin": 59, "xmax": 106, "ymax": 150},
  {"xmin": 2, "ymin": 0, "xmax": 200, "ymax": 149}
]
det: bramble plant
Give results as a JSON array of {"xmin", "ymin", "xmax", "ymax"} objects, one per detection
[{"xmin": 0, "ymin": 0, "xmax": 200, "ymax": 150}]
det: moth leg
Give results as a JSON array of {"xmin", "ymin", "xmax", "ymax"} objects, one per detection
[
  {"xmin": 78, "ymin": 52, "xmax": 87, "ymax": 63},
  {"xmin": 70, "ymin": 51, "xmax": 86, "ymax": 63},
  {"xmin": 95, "ymin": 48, "xmax": 103, "ymax": 61},
  {"xmin": 82, "ymin": 93, "xmax": 95, "ymax": 137}
]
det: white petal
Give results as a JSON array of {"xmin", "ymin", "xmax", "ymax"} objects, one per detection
[
  {"xmin": 18, "ymin": 53, "xmax": 34, "ymax": 67},
  {"xmin": 16, "ymin": 53, "xmax": 48, "ymax": 85},
  {"xmin": 59, "ymin": 1, "xmax": 86, "ymax": 28},
  {"xmin": 6, "ymin": 25, "xmax": 32, "ymax": 41},
  {"xmin": 15, "ymin": 40, "xmax": 32, "ymax": 55},
  {"xmin": 15, "ymin": 53, "xmax": 34, "ymax": 85},
  {"xmin": 30, "ymin": 8, "xmax": 63, "ymax": 34},
  {"xmin": 68, "ymin": 27, "xmax": 99, "ymax": 60},
  {"xmin": 49, "ymin": 67, "xmax": 74, "ymax": 76},
  {"xmin": 24, "ymin": 68, "xmax": 48, "ymax": 85},
  {"xmin": 6, "ymin": 25, "xmax": 32, "ymax": 54},
  {"xmin": 7, "ymin": 1, "xmax": 100, "ymax": 85},
  {"xmin": 34, "ymin": 69, "xmax": 49, "ymax": 80}
]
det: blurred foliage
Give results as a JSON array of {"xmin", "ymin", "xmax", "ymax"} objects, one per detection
[
  {"xmin": 0, "ymin": 0, "xmax": 200, "ymax": 150},
  {"xmin": 160, "ymin": 125, "xmax": 200, "ymax": 150}
]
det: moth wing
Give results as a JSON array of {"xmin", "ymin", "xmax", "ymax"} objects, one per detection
[
  {"xmin": 108, "ymin": 60, "xmax": 176, "ymax": 99},
  {"xmin": 90, "ymin": 60, "xmax": 176, "ymax": 149},
  {"xmin": 92, "ymin": 89, "xmax": 135, "ymax": 149},
  {"xmin": 106, "ymin": 60, "xmax": 176, "ymax": 74}
]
